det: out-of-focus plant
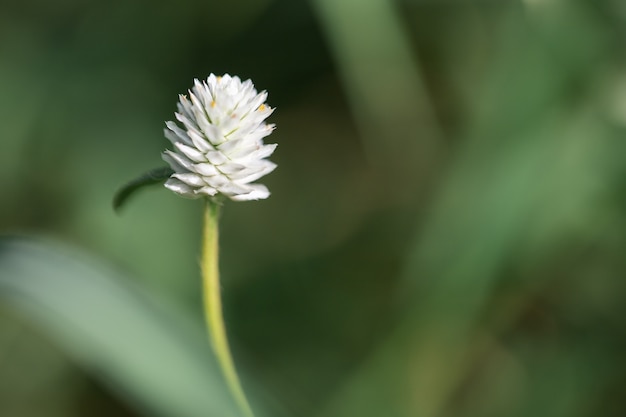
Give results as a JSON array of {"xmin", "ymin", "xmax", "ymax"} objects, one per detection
[{"xmin": 0, "ymin": 238, "xmax": 239, "ymax": 417}]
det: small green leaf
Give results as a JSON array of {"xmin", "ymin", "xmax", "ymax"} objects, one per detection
[{"xmin": 113, "ymin": 166, "xmax": 174, "ymax": 212}]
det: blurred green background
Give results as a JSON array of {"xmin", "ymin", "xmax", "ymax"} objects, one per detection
[{"xmin": 1, "ymin": 0, "xmax": 626, "ymax": 416}]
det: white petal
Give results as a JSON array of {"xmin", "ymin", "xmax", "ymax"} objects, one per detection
[
  {"xmin": 193, "ymin": 79, "xmax": 212, "ymax": 109},
  {"xmin": 207, "ymin": 74, "xmax": 218, "ymax": 88},
  {"xmin": 175, "ymin": 112, "xmax": 200, "ymax": 133},
  {"xmin": 165, "ymin": 121, "xmax": 192, "ymax": 144},
  {"xmin": 203, "ymin": 124, "xmax": 225, "ymax": 145},
  {"xmin": 163, "ymin": 150, "xmax": 193, "ymax": 171},
  {"xmin": 217, "ymin": 137, "xmax": 246, "ymax": 155},
  {"xmin": 230, "ymin": 184, "xmax": 270, "ymax": 201},
  {"xmin": 240, "ymin": 92, "xmax": 268, "ymax": 119},
  {"xmin": 218, "ymin": 182, "xmax": 252, "ymax": 195},
  {"xmin": 189, "ymin": 92, "xmax": 215, "ymax": 136},
  {"xmin": 193, "ymin": 162, "xmax": 219, "ymax": 177},
  {"xmin": 244, "ymin": 143, "xmax": 277, "ymax": 161},
  {"xmin": 188, "ymin": 129, "xmax": 213, "ymax": 152},
  {"xmin": 165, "ymin": 178, "xmax": 197, "ymax": 197},
  {"xmin": 225, "ymin": 143, "xmax": 258, "ymax": 160},
  {"xmin": 232, "ymin": 161, "xmax": 277, "ymax": 183},
  {"xmin": 204, "ymin": 175, "xmax": 229, "ymax": 188},
  {"xmin": 177, "ymin": 95, "xmax": 195, "ymax": 121},
  {"xmin": 242, "ymin": 124, "xmax": 275, "ymax": 143},
  {"xmin": 195, "ymin": 186, "xmax": 218, "ymax": 196},
  {"xmin": 217, "ymin": 162, "xmax": 246, "ymax": 175},
  {"xmin": 164, "ymin": 128, "xmax": 191, "ymax": 146},
  {"xmin": 172, "ymin": 173, "xmax": 206, "ymax": 187},
  {"xmin": 206, "ymin": 151, "xmax": 228, "ymax": 165},
  {"xmin": 174, "ymin": 142, "xmax": 206, "ymax": 162}
]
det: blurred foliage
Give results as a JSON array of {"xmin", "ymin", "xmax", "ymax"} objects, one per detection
[{"xmin": 1, "ymin": 0, "xmax": 626, "ymax": 416}]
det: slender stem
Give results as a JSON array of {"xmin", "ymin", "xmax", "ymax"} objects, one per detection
[{"xmin": 201, "ymin": 200, "xmax": 254, "ymax": 417}]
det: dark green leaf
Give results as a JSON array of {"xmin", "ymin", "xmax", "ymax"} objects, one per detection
[{"xmin": 113, "ymin": 166, "xmax": 174, "ymax": 212}]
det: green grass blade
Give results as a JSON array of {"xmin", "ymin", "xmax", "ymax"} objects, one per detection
[{"xmin": 0, "ymin": 237, "xmax": 239, "ymax": 417}]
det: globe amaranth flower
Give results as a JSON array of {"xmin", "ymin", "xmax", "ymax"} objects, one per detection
[{"xmin": 162, "ymin": 74, "xmax": 277, "ymax": 201}]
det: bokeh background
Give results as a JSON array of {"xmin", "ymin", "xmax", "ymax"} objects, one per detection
[{"xmin": 1, "ymin": 0, "xmax": 626, "ymax": 416}]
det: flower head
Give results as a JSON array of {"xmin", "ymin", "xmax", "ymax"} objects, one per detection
[{"xmin": 162, "ymin": 74, "xmax": 277, "ymax": 201}]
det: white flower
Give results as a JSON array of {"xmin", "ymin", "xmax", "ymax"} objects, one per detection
[{"xmin": 162, "ymin": 74, "xmax": 277, "ymax": 201}]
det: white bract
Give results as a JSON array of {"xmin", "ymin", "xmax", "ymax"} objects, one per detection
[{"xmin": 163, "ymin": 74, "xmax": 277, "ymax": 201}]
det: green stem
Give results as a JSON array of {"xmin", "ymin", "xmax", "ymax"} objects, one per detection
[{"xmin": 201, "ymin": 200, "xmax": 254, "ymax": 417}]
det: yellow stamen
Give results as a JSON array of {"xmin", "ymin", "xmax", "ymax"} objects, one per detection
[
  {"xmin": 259, "ymin": 104, "xmax": 266, "ymax": 111},
  {"xmin": 210, "ymin": 100, "xmax": 216, "ymax": 108}
]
